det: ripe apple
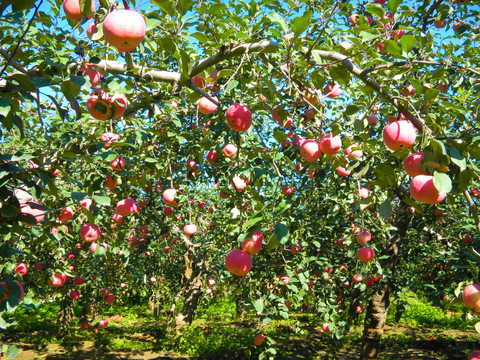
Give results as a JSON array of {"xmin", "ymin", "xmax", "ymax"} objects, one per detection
[
  {"xmin": 367, "ymin": 115, "xmax": 378, "ymax": 126},
  {"xmin": 353, "ymin": 274, "xmax": 363, "ymax": 283},
  {"xmin": 300, "ymin": 139, "xmax": 321, "ymax": 162},
  {"xmin": 205, "ymin": 288, "xmax": 213, "ymax": 295},
  {"xmin": 433, "ymin": 209, "xmax": 444, "ymax": 219},
  {"xmin": 393, "ymin": 29, "xmax": 406, "ymax": 40},
  {"xmin": 80, "ymin": 321, "xmax": 89, "ymax": 329},
  {"xmin": 357, "ymin": 247, "xmax": 375, "ymax": 262},
  {"xmin": 356, "ymin": 305, "xmax": 365, "ymax": 314},
  {"xmin": 409, "ymin": 175, "xmax": 446, "ymax": 204},
  {"xmin": 403, "ymin": 152, "xmax": 426, "ymax": 177},
  {"xmin": 105, "ymin": 293, "xmax": 115, "ymax": 304},
  {"xmin": 336, "ymin": 239, "xmax": 345, "ymax": 248},
  {"xmin": 14, "ymin": 263, "xmax": 28, "ymax": 276},
  {"xmin": 57, "ymin": 206, "xmax": 74, "ymax": 222},
  {"xmin": 324, "ymin": 83, "xmax": 341, "ymax": 98},
  {"xmin": 35, "ymin": 261, "xmax": 45, "ymax": 270},
  {"xmin": 79, "ymin": 198, "xmax": 93, "ymax": 210},
  {"xmin": 80, "ymin": 223, "xmax": 101, "ymax": 242},
  {"xmin": 163, "ymin": 188, "xmax": 179, "ymax": 207},
  {"xmin": 20, "ymin": 202, "xmax": 45, "ymax": 226},
  {"xmin": 357, "ymin": 187, "xmax": 369, "ymax": 199},
  {"xmin": 241, "ymin": 231, "xmax": 263, "ymax": 255},
  {"xmin": 232, "ymin": 176, "xmax": 247, "ymax": 192},
  {"xmin": 70, "ymin": 290, "xmax": 80, "ymax": 300},
  {"xmin": 337, "ymin": 164, "xmax": 351, "ymax": 177},
  {"xmin": 80, "ymin": 64, "xmax": 102, "ymax": 87},
  {"xmin": 319, "ymin": 134, "xmax": 342, "ymax": 156},
  {"xmin": 383, "ymin": 120, "xmax": 416, "ymax": 151},
  {"xmin": 183, "ymin": 224, "xmax": 198, "ymax": 237},
  {"xmin": 75, "ymin": 277, "xmax": 84, "ymax": 285},
  {"xmin": 464, "ymin": 235, "xmax": 473, "ymax": 245},
  {"xmin": 303, "ymin": 89, "xmax": 318, "ymax": 106},
  {"xmin": 290, "ymin": 244, "xmax": 302, "ymax": 255},
  {"xmin": 356, "ymin": 231, "xmax": 371, "ymax": 245},
  {"xmin": 349, "ymin": 14, "xmax": 360, "ymax": 25},
  {"xmin": 208, "ymin": 279, "xmax": 215, "ymax": 286},
  {"xmin": 463, "ymin": 284, "xmax": 480, "ymax": 312},
  {"xmin": 110, "ymin": 156, "xmax": 125, "ymax": 171},
  {"xmin": 206, "ymin": 150, "xmax": 218, "ymax": 163},
  {"xmin": 282, "ymin": 185, "xmax": 294, "ymax": 196},
  {"xmin": 86, "ymin": 22, "xmax": 100, "ymax": 40},
  {"xmin": 198, "ymin": 96, "xmax": 218, "ymax": 115},
  {"xmin": 63, "ymin": 0, "xmax": 95, "ymax": 21},
  {"xmin": 226, "ymin": 103, "xmax": 252, "ymax": 132},
  {"xmin": 322, "ymin": 323, "xmax": 332, "ymax": 333},
  {"xmin": 116, "ymin": 198, "xmax": 139, "ymax": 216},
  {"xmin": 103, "ymin": 9, "xmax": 146, "ymax": 52},
  {"xmin": 223, "ymin": 144, "xmax": 237, "ymax": 158},
  {"xmin": 99, "ymin": 319, "xmax": 108, "ymax": 328},
  {"xmin": 87, "ymin": 89, "xmax": 112, "ymax": 120},
  {"xmin": 253, "ymin": 334, "xmax": 265, "ymax": 346},
  {"xmin": 345, "ymin": 144, "xmax": 363, "ymax": 160},
  {"xmin": 112, "ymin": 213, "xmax": 123, "ymax": 225},
  {"xmin": 163, "ymin": 207, "xmax": 173, "ymax": 216},
  {"xmin": 225, "ymin": 249, "xmax": 252, "ymax": 276},
  {"xmin": 48, "ymin": 272, "xmax": 67, "ymax": 287},
  {"xmin": 105, "ymin": 176, "xmax": 117, "ymax": 190},
  {"xmin": 110, "ymin": 93, "xmax": 127, "ymax": 118},
  {"xmin": 150, "ymin": 276, "xmax": 157, "ymax": 283},
  {"xmin": 305, "ymin": 108, "xmax": 314, "ymax": 120},
  {"xmin": 434, "ymin": 19, "xmax": 447, "ymax": 28}
]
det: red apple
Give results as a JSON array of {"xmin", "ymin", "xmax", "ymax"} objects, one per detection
[
  {"xmin": 20, "ymin": 202, "xmax": 45, "ymax": 226},
  {"xmin": 232, "ymin": 176, "xmax": 247, "ymax": 192},
  {"xmin": 464, "ymin": 235, "xmax": 473, "ymax": 245},
  {"xmin": 79, "ymin": 198, "xmax": 93, "ymax": 210},
  {"xmin": 357, "ymin": 247, "xmax": 375, "ymax": 262},
  {"xmin": 319, "ymin": 134, "xmax": 342, "ymax": 156},
  {"xmin": 75, "ymin": 277, "xmax": 84, "ymax": 285},
  {"xmin": 105, "ymin": 293, "xmax": 115, "ymax": 304},
  {"xmin": 290, "ymin": 244, "xmax": 302, "ymax": 255},
  {"xmin": 345, "ymin": 144, "xmax": 363, "ymax": 160},
  {"xmin": 14, "ymin": 263, "xmax": 28, "ymax": 276},
  {"xmin": 349, "ymin": 14, "xmax": 359, "ymax": 25},
  {"xmin": 403, "ymin": 152, "xmax": 426, "ymax": 177},
  {"xmin": 99, "ymin": 319, "xmax": 108, "ymax": 328},
  {"xmin": 356, "ymin": 231, "xmax": 371, "ymax": 245},
  {"xmin": 80, "ymin": 64, "xmax": 102, "ymax": 87},
  {"xmin": 113, "ymin": 213, "xmax": 123, "ymax": 224},
  {"xmin": 409, "ymin": 175, "xmax": 446, "ymax": 204},
  {"xmin": 116, "ymin": 198, "xmax": 139, "ymax": 216},
  {"xmin": 223, "ymin": 144, "xmax": 237, "ymax": 158},
  {"xmin": 208, "ymin": 279, "xmax": 215, "ymax": 286},
  {"xmin": 150, "ymin": 276, "xmax": 157, "ymax": 283},
  {"xmin": 383, "ymin": 120, "xmax": 417, "ymax": 151},
  {"xmin": 226, "ymin": 103, "xmax": 252, "ymax": 132},
  {"xmin": 241, "ymin": 231, "xmax": 263, "ymax": 255},
  {"xmin": 402, "ymin": 84, "xmax": 416, "ymax": 96},
  {"xmin": 80, "ymin": 321, "xmax": 89, "ymax": 329},
  {"xmin": 110, "ymin": 93, "xmax": 127, "ymax": 119},
  {"xmin": 163, "ymin": 207, "xmax": 173, "ymax": 216},
  {"xmin": 198, "ymin": 96, "xmax": 218, "ymax": 115},
  {"xmin": 183, "ymin": 224, "xmax": 198, "ymax": 237},
  {"xmin": 87, "ymin": 89, "xmax": 112, "ymax": 120},
  {"xmin": 225, "ymin": 249, "xmax": 252, "ymax": 276},
  {"xmin": 70, "ymin": 290, "xmax": 80, "ymax": 300},
  {"xmin": 163, "ymin": 189, "xmax": 179, "ymax": 207},
  {"xmin": 357, "ymin": 187, "xmax": 369, "ymax": 199},
  {"xmin": 59, "ymin": 206, "xmax": 74, "ymax": 222},
  {"xmin": 253, "ymin": 334, "xmax": 265, "ymax": 346},
  {"xmin": 63, "ymin": 0, "xmax": 95, "ymax": 21},
  {"xmin": 206, "ymin": 150, "xmax": 218, "ymax": 163},
  {"xmin": 368, "ymin": 115, "xmax": 378, "ymax": 126},
  {"xmin": 324, "ymin": 83, "xmax": 341, "ymax": 98},
  {"xmin": 103, "ymin": 9, "xmax": 146, "ymax": 52},
  {"xmin": 110, "ymin": 156, "xmax": 125, "ymax": 171},
  {"xmin": 322, "ymin": 323, "xmax": 332, "ymax": 333},
  {"xmin": 463, "ymin": 284, "xmax": 480, "ymax": 312},
  {"xmin": 48, "ymin": 272, "xmax": 67, "ymax": 287},
  {"xmin": 35, "ymin": 261, "xmax": 45, "ymax": 270},
  {"xmin": 282, "ymin": 185, "xmax": 294, "ymax": 196},
  {"xmin": 80, "ymin": 223, "xmax": 101, "ymax": 242},
  {"xmin": 300, "ymin": 140, "xmax": 321, "ymax": 162},
  {"xmin": 434, "ymin": 19, "xmax": 447, "ymax": 28}
]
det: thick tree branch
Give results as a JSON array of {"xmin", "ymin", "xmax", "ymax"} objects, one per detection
[{"xmin": 307, "ymin": 49, "xmax": 425, "ymax": 133}]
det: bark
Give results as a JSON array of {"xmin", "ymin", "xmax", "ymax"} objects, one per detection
[
  {"xmin": 56, "ymin": 290, "xmax": 74, "ymax": 338},
  {"xmin": 360, "ymin": 200, "xmax": 412, "ymax": 360},
  {"xmin": 235, "ymin": 295, "xmax": 245, "ymax": 319}
]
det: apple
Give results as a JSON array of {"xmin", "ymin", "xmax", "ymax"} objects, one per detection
[
  {"xmin": 48, "ymin": 272, "xmax": 67, "ymax": 287},
  {"xmin": 337, "ymin": 164, "xmax": 351, "ymax": 177},
  {"xmin": 349, "ymin": 14, "xmax": 360, "ymax": 25},
  {"xmin": 80, "ymin": 64, "xmax": 102, "ymax": 87},
  {"xmin": 110, "ymin": 156, "xmax": 125, "ymax": 171},
  {"xmin": 80, "ymin": 223, "xmax": 101, "ymax": 242},
  {"xmin": 464, "ymin": 235, "xmax": 473, "ymax": 245},
  {"xmin": 356, "ymin": 231, "xmax": 371, "ymax": 245},
  {"xmin": 303, "ymin": 89, "xmax": 318, "ymax": 106},
  {"xmin": 322, "ymin": 323, "xmax": 332, "ymax": 333},
  {"xmin": 463, "ymin": 284, "xmax": 480, "ymax": 312},
  {"xmin": 14, "ymin": 263, "xmax": 28, "ymax": 276},
  {"xmin": 357, "ymin": 247, "xmax": 375, "ymax": 262},
  {"xmin": 192, "ymin": 74, "xmax": 205, "ymax": 89},
  {"xmin": 63, "ymin": 0, "xmax": 95, "ymax": 21},
  {"xmin": 208, "ymin": 279, "xmax": 215, "ymax": 286},
  {"xmin": 324, "ymin": 83, "xmax": 341, "ymax": 98},
  {"xmin": 437, "ymin": 82, "xmax": 448, "ymax": 92},
  {"xmin": 80, "ymin": 321, "xmax": 89, "ymax": 329},
  {"xmin": 357, "ymin": 187, "xmax": 369, "ymax": 199},
  {"xmin": 409, "ymin": 175, "xmax": 446, "ymax": 204},
  {"xmin": 378, "ymin": 43, "xmax": 387, "ymax": 54},
  {"xmin": 336, "ymin": 239, "xmax": 345, "ymax": 248},
  {"xmin": 112, "ymin": 213, "xmax": 123, "ymax": 225},
  {"xmin": 356, "ymin": 305, "xmax": 365, "ymax": 314},
  {"xmin": 163, "ymin": 189, "xmax": 179, "ymax": 207},
  {"xmin": 116, "ymin": 198, "xmax": 139, "ymax": 216},
  {"xmin": 59, "ymin": 206, "xmax": 74, "ymax": 222},
  {"xmin": 75, "ymin": 277, "xmax": 84, "ymax": 285},
  {"xmin": 402, "ymin": 84, "xmax": 416, "ymax": 96},
  {"xmin": 403, "ymin": 152, "xmax": 426, "ymax": 177},
  {"xmin": 339, "ymin": 41, "xmax": 352, "ymax": 51},
  {"xmin": 282, "ymin": 185, "xmax": 294, "ymax": 196},
  {"xmin": 223, "ymin": 144, "xmax": 237, "ymax": 158},
  {"xmin": 206, "ymin": 150, "xmax": 218, "ymax": 163},
  {"xmin": 433, "ymin": 209, "xmax": 444, "ymax": 219},
  {"xmin": 105, "ymin": 293, "xmax": 115, "ymax": 304},
  {"xmin": 105, "ymin": 176, "xmax": 117, "ymax": 190},
  {"xmin": 367, "ymin": 115, "xmax": 378, "ymax": 126},
  {"xmin": 319, "ymin": 134, "xmax": 342, "ymax": 156},
  {"xmin": 150, "ymin": 276, "xmax": 157, "ymax": 283},
  {"xmin": 305, "ymin": 108, "xmax": 314, "ymax": 120},
  {"xmin": 35, "ymin": 261, "xmax": 45, "ymax": 270},
  {"xmin": 79, "ymin": 198, "xmax": 93, "ymax": 210},
  {"xmin": 383, "ymin": 120, "xmax": 417, "ymax": 151},
  {"xmin": 300, "ymin": 139, "xmax": 321, "ymax": 162},
  {"xmin": 198, "ymin": 96, "xmax": 218, "ymax": 115},
  {"xmin": 225, "ymin": 249, "xmax": 252, "ymax": 276},
  {"xmin": 163, "ymin": 207, "xmax": 173, "ymax": 216},
  {"xmin": 434, "ymin": 19, "xmax": 447, "ymax": 28},
  {"xmin": 0, "ymin": 281, "xmax": 24, "ymax": 302},
  {"xmin": 86, "ymin": 22, "xmax": 100, "ymax": 40},
  {"xmin": 183, "ymin": 224, "xmax": 198, "ymax": 237},
  {"xmin": 226, "ymin": 103, "xmax": 252, "ymax": 132},
  {"xmin": 120, "ymin": 282, "xmax": 126, "ymax": 289},
  {"xmin": 20, "ymin": 202, "xmax": 45, "ymax": 226},
  {"xmin": 103, "ymin": 9, "xmax": 146, "ymax": 52},
  {"xmin": 70, "ymin": 290, "xmax": 80, "ymax": 300},
  {"xmin": 393, "ymin": 29, "xmax": 406, "ymax": 40},
  {"xmin": 241, "ymin": 231, "xmax": 263, "ymax": 255},
  {"xmin": 290, "ymin": 244, "xmax": 302, "ymax": 255},
  {"xmin": 110, "ymin": 93, "xmax": 127, "ymax": 118},
  {"xmin": 232, "ymin": 176, "xmax": 247, "ymax": 192},
  {"xmin": 87, "ymin": 89, "xmax": 112, "ymax": 120},
  {"xmin": 353, "ymin": 274, "xmax": 363, "ymax": 283},
  {"xmin": 375, "ymin": 0, "xmax": 386, "ymax": 4},
  {"xmin": 220, "ymin": 191, "xmax": 230, "ymax": 199},
  {"xmin": 205, "ymin": 288, "xmax": 213, "ymax": 295},
  {"xmin": 253, "ymin": 334, "xmax": 265, "ymax": 346},
  {"xmin": 345, "ymin": 144, "xmax": 363, "ymax": 160},
  {"xmin": 99, "ymin": 319, "xmax": 108, "ymax": 328}
]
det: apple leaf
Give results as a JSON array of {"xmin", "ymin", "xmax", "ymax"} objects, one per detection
[
  {"xmin": 475, "ymin": 321, "xmax": 480, "ymax": 335},
  {"xmin": 273, "ymin": 129, "xmax": 289, "ymax": 143},
  {"xmin": 382, "ymin": 40, "xmax": 403, "ymax": 57},
  {"xmin": 93, "ymin": 195, "xmax": 111, "ymax": 206},
  {"xmin": 0, "ymin": 98, "xmax": 11, "ymax": 118},
  {"xmin": 267, "ymin": 12, "xmax": 289, "ymax": 33},
  {"xmin": 399, "ymin": 35, "xmax": 416, "ymax": 53},
  {"xmin": 366, "ymin": 3, "xmax": 385, "ymax": 18},
  {"xmin": 267, "ymin": 235, "xmax": 280, "ymax": 250},
  {"xmin": 328, "ymin": 64, "xmax": 350, "ymax": 86},
  {"xmin": 274, "ymin": 222, "xmax": 289, "ymax": 244},
  {"xmin": 379, "ymin": 199, "xmax": 393, "ymax": 219},
  {"xmin": 291, "ymin": 11, "xmax": 312, "ymax": 37},
  {"xmin": 388, "ymin": 0, "xmax": 403, "ymax": 14},
  {"xmin": 242, "ymin": 211, "xmax": 263, "ymax": 230},
  {"xmin": 447, "ymin": 146, "xmax": 466, "ymax": 171},
  {"xmin": 433, "ymin": 172, "xmax": 452, "ymax": 194},
  {"xmin": 5, "ymin": 345, "xmax": 19, "ymax": 359},
  {"xmin": 254, "ymin": 299, "xmax": 264, "ymax": 314}
]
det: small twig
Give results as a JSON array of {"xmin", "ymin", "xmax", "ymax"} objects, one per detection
[
  {"xmin": 253, "ymin": 125, "xmax": 283, "ymax": 178},
  {"xmin": 305, "ymin": 1, "xmax": 340, "ymax": 59},
  {"xmin": 422, "ymin": 0, "xmax": 444, "ymax": 33},
  {"xmin": 464, "ymin": 190, "xmax": 480, "ymax": 234},
  {"xmin": 35, "ymin": 90, "xmax": 51, "ymax": 147}
]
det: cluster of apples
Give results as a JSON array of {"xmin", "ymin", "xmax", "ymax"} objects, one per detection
[{"xmin": 225, "ymin": 231, "xmax": 263, "ymax": 276}]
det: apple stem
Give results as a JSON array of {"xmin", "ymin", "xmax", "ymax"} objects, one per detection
[{"xmin": 122, "ymin": 0, "xmax": 130, "ymax": 9}]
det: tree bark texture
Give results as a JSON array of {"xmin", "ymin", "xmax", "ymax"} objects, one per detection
[
  {"xmin": 360, "ymin": 200, "xmax": 412, "ymax": 360},
  {"xmin": 56, "ymin": 290, "xmax": 74, "ymax": 338}
]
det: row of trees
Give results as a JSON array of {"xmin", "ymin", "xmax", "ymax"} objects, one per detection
[{"xmin": 1, "ymin": 0, "xmax": 480, "ymax": 359}]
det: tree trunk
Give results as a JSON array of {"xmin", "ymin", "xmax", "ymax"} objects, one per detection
[
  {"xmin": 235, "ymin": 295, "xmax": 245, "ymax": 319},
  {"xmin": 56, "ymin": 290, "xmax": 74, "ymax": 338},
  {"xmin": 360, "ymin": 200, "xmax": 412, "ymax": 360}
]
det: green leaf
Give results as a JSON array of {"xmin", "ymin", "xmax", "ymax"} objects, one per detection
[
  {"xmin": 433, "ymin": 172, "xmax": 452, "ymax": 194},
  {"xmin": 273, "ymin": 129, "xmax": 289, "ymax": 143},
  {"xmin": 61, "ymin": 79, "xmax": 81, "ymax": 98},
  {"xmin": 243, "ymin": 211, "xmax": 263, "ymax": 229},
  {"xmin": 447, "ymin": 146, "xmax": 466, "ymax": 171},
  {"xmin": 291, "ymin": 11, "xmax": 312, "ymax": 36},
  {"xmin": 274, "ymin": 200, "xmax": 292, "ymax": 216},
  {"xmin": 254, "ymin": 299, "xmax": 264, "ymax": 314},
  {"xmin": 379, "ymin": 199, "xmax": 393, "ymax": 219},
  {"xmin": 475, "ymin": 321, "xmax": 480, "ymax": 335},
  {"xmin": 224, "ymin": 79, "xmax": 239, "ymax": 94},
  {"xmin": 176, "ymin": 0, "xmax": 193, "ymax": 15},
  {"xmin": 5, "ymin": 344, "xmax": 19, "ymax": 359},
  {"xmin": 179, "ymin": 48, "xmax": 192, "ymax": 84},
  {"xmin": 0, "ymin": 98, "xmax": 11, "ymax": 117},
  {"xmin": 267, "ymin": 235, "xmax": 280, "ymax": 250},
  {"xmin": 344, "ymin": 105, "xmax": 359, "ymax": 116},
  {"xmin": 267, "ymin": 12, "xmax": 289, "ymax": 33},
  {"xmin": 328, "ymin": 64, "xmax": 350, "ymax": 86},
  {"xmin": 81, "ymin": 0, "xmax": 92, "ymax": 17},
  {"xmin": 93, "ymin": 195, "xmax": 111, "ymax": 206},
  {"xmin": 151, "ymin": 0, "xmax": 174, "ymax": 15},
  {"xmin": 359, "ymin": 31, "xmax": 382, "ymax": 42},
  {"xmin": 274, "ymin": 222, "xmax": 289, "ymax": 244},
  {"xmin": 399, "ymin": 35, "xmax": 416, "ymax": 53},
  {"xmin": 94, "ymin": 243, "xmax": 107, "ymax": 260},
  {"xmin": 382, "ymin": 40, "xmax": 403, "ymax": 57},
  {"xmin": 388, "ymin": 0, "xmax": 403, "ymax": 14},
  {"xmin": 366, "ymin": 3, "xmax": 385, "ymax": 18}
]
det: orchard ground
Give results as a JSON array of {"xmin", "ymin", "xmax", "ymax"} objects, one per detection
[{"xmin": 1, "ymin": 294, "xmax": 479, "ymax": 360}]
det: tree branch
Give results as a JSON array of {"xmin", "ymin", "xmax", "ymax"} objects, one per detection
[
  {"xmin": 464, "ymin": 190, "xmax": 480, "ymax": 234},
  {"xmin": 422, "ymin": 0, "xmax": 443, "ymax": 33}
]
